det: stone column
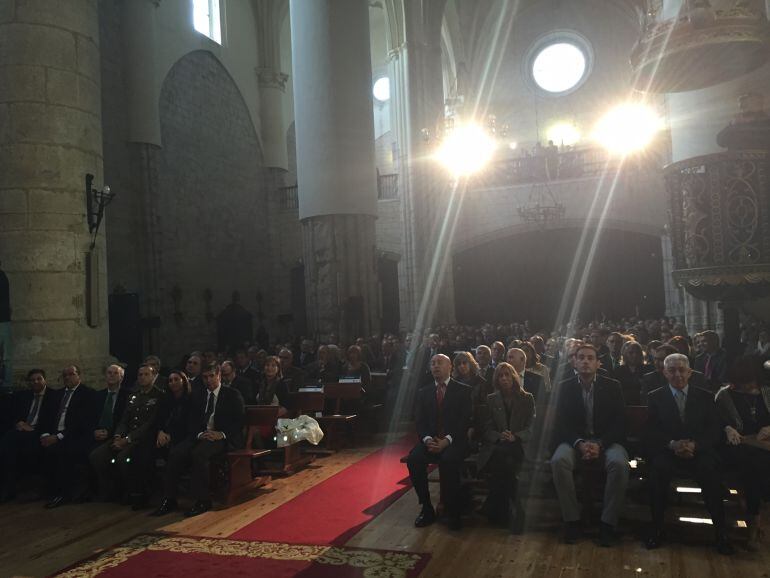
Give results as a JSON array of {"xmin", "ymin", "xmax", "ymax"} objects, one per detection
[
  {"xmin": 122, "ymin": 0, "xmax": 164, "ymax": 356},
  {"xmin": 0, "ymin": 0, "xmax": 110, "ymax": 382},
  {"xmin": 289, "ymin": 0, "xmax": 380, "ymax": 342},
  {"xmin": 389, "ymin": 0, "xmax": 456, "ymax": 330},
  {"xmin": 661, "ymin": 230, "xmax": 685, "ymax": 318},
  {"xmin": 255, "ymin": 0, "xmax": 289, "ymax": 171}
]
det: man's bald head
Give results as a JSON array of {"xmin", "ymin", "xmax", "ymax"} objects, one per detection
[
  {"xmin": 430, "ymin": 354, "xmax": 451, "ymax": 382},
  {"xmin": 506, "ymin": 348, "xmax": 526, "ymax": 373}
]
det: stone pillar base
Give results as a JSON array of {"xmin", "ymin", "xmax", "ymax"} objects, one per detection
[{"xmin": 302, "ymin": 214, "xmax": 380, "ymax": 343}]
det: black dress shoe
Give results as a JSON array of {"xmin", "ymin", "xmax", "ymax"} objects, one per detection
[
  {"xmin": 184, "ymin": 500, "xmax": 212, "ymax": 518},
  {"xmin": 149, "ymin": 498, "xmax": 177, "ymax": 517},
  {"xmin": 563, "ymin": 521, "xmax": 582, "ymax": 544},
  {"xmin": 715, "ymin": 534, "xmax": 735, "ymax": 556},
  {"xmin": 598, "ymin": 522, "xmax": 619, "ymax": 547},
  {"xmin": 414, "ymin": 506, "xmax": 436, "ymax": 528},
  {"xmin": 44, "ymin": 495, "xmax": 68, "ymax": 509},
  {"xmin": 645, "ymin": 528, "xmax": 666, "ymax": 550}
]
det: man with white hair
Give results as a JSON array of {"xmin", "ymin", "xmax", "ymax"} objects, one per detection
[{"xmin": 644, "ymin": 353, "xmax": 734, "ymax": 555}]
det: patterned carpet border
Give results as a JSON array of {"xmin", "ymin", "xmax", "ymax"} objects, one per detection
[{"xmin": 53, "ymin": 532, "xmax": 431, "ymax": 578}]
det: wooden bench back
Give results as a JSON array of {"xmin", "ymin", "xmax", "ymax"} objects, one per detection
[
  {"xmin": 290, "ymin": 391, "xmax": 326, "ymax": 415},
  {"xmin": 244, "ymin": 405, "xmax": 280, "ymax": 449},
  {"xmin": 323, "ymin": 382, "xmax": 363, "ymax": 415},
  {"xmin": 625, "ymin": 405, "xmax": 648, "ymax": 439}
]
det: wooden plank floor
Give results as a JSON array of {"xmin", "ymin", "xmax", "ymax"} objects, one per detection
[
  {"xmin": 2, "ymin": 438, "xmax": 769, "ymax": 578},
  {"xmin": 347, "ymin": 482, "xmax": 770, "ymax": 578},
  {"xmin": 1, "ymin": 444, "xmax": 380, "ymax": 578}
]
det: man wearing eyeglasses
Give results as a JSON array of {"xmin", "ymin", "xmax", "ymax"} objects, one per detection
[{"xmin": 40, "ymin": 366, "xmax": 96, "ymax": 508}]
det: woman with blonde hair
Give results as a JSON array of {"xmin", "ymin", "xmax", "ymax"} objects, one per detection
[{"xmin": 477, "ymin": 362, "xmax": 535, "ymax": 533}]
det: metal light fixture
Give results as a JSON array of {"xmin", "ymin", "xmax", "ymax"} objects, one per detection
[
  {"xmin": 85, "ymin": 173, "xmax": 115, "ymax": 248},
  {"xmin": 517, "ymin": 181, "xmax": 566, "ymax": 228}
]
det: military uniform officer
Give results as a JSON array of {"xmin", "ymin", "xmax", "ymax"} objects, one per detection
[{"xmin": 89, "ymin": 365, "xmax": 162, "ymax": 505}]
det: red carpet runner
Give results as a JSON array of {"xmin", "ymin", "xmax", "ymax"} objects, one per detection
[{"xmin": 231, "ymin": 436, "xmax": 416, "ymax": 545}]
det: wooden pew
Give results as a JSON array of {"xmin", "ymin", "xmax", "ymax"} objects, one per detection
[
  {"xmin": 214, "ymin": 405, "xmax": 274, "ymax": 505},
  {"xmin": 318, "ymin": 382, "xmax": 362, "ymax": 450},
  {"xmin": 262, "ymin": 391, "xmax": 325, "ymax": 473}
]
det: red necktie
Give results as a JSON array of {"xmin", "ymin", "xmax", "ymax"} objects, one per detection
[{"xmin": 436, "ymin": 382, "xmax": 446, "ymax": 405}]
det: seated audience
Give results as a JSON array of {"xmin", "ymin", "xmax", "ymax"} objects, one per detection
[
  {"xmin": 0, "ymin": 369, "xmax": 57, "ymax": 501},
  {"xmin": 716, "ymin": 356, "xmax": 770, "ymax": 551},
  {"xmin": 185, "ymin": 354, "xmax": 204, "ymax": 393},
  {"xmin": 152, "ymin": 363, "xmax": 245, "ymax": 517},
  {"xmin": 233, "ymin": 349, "xmax": 260, "ymax": 384},
  {"xmin": 407, "ymin": 354, "xmax": 472, "ymax": 531},
  {"xmin": 91, "ymin": 365, "xmax": 130, "ymax": 444},
  {"xmin": 550, "ymin": 344, "xmax": 629, "ymax": 546},
  {"xmin": 694, "ymin": 330, "xmax": 729, "ymax": 391},
  {"xmin": 341, "ymin": 345, "xmax": 371, "ymax": 391},
  {"xmin": 152, "ymin": 370, "xmax": 193, "ymax": 452},
  {"xmin": 613, "ymin": 341, "xmax": 653, "ymax": 405},
  {"xmin": 278, "ymin": 348, "xmax": 306, "ymax": 392},
  {"xmin": 256, "ymin": 356, "xmax": 290, "ymax": 417},
  {"xmin": 90, "ymin": 365, "xmax": 162, "ymax": 506},
  {"xmin": 221, "ymin": 360, "xmax": 256, "ymax": 404},
  {"xmin": 475, "ymin": 345, "xmax": 495, "ymax": 385},
  {"xmin": 477, "ymin": 362, "xmax": 535, "ymax": 533},
  {"xmin": 144, "ymin": 355, "xmax": 167, "ymax": 390},
  {"xmin": 506, "ymin": 347, "xmax": 544, "ymax": 403},
  {"xmin": 41, "ymin": 366, "xmax": 97, "ymax": 508},
  {"xmin": 305, "ymin": 345, "xmax": 340, "ymax": 384},
  {"xmin": 644, "ymin": 353, "xmax": 734, "ymax": 554},
  {"xmin": 519, "ymin": 341, "xmax": 551, "ymax": 396}
]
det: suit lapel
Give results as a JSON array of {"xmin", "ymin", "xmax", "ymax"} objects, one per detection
[{"xmin": 661, "ymin": 386, "xmax": 683, "ymax": 425}]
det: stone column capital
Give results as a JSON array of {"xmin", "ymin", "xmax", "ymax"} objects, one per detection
[{"xmin": 256, "ymin": 67, "xmax": 289, "ymax": 91}]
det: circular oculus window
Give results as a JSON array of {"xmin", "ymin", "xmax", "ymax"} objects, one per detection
[
  {"xmin": 532, "ymin": 42, "xmax": 586, "ymax": 93},
  {"xmin": 526, "ymin": 33, "xmax": 593, "ymax": 96}
]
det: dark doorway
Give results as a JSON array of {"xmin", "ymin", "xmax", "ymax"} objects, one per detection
[
  {"xmin": 453, "ymin": 228, "xmax": 665, "ymax": 331},
  {"xmin": 108, "ymin": 293, "xmax": 143, "ymax": 369},
  {"xmin": 379, "ymin": 257, "xmax": 401, "ymax": 334},
  {"xmin": 290, "ymin": 264, "xmax": 307, "ymax": 337}
]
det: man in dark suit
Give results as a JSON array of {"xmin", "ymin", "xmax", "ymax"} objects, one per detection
[
  {"xmin": 550, "ymin": 344, "xmax": 629, "ymax": 546},
  {"xmin": 0, "ymin": 369, "xmax": 58, "ymax": 501},
  {"xmin": 40, "ymin": 365, "xmax": 97, "ymax": 508},
  {"xmin": 693, "ymin": 330, "xmax": 729, "ymax": 391},
  {"xmin": 506, "ymin": 348, "xmax": 544, "ymax": 403},
  {"xmin": 91, "ymin": 364, "xmax": 130, "ymax": 444},
  {"xmin": 644, "ymin": 353, "xmax": 734, "ymax": 555},
  {"xmin": 641, "ymin": 344, "xmax": 708, "ymax": 404},
  {"xmin": 233, "ymin": 349, "xmax": 260, "ymax": 385},
  {"xmin": 152, "ymin": 362, "xmax": 245, "ymax": 517},
  {"xmin": 475, "ymin": 345, "xmax": 495, "ymax": 385},
  {"xmin": 278, "ymin": 348, "xmax": 306, "ymax": 391},
  {"xmin": 612, "ymin": 341, "xmax": 654, "ymax": 405},
  {"xmin": 407, "ymin": 354, "xmax": 472, "ymax": 530},
  {"xmin": 221, "ymin": 360, "xmax": 256, "ymax": 404}
]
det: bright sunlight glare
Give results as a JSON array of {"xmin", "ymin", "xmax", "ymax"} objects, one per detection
[
  {"xmin": 434, "ymin": 124, "xmax": 497, "ymax": 177},
  {"xmin": 593, "ymin": 103, "xmax": 664, "ymax": 156}
]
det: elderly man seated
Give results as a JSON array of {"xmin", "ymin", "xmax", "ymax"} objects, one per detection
[{"xmin": 644, "ymin": 353, "xmax": 734, "ymax": 555}]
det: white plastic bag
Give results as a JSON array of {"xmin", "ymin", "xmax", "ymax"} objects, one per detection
[{"xmin": 275, "ymin": 415, "xmax": 324, "ymax": 447}]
